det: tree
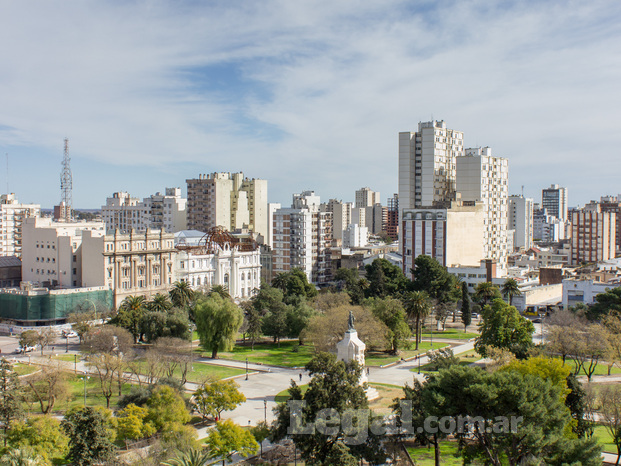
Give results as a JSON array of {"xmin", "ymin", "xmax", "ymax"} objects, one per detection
[
  {"xmin": 0, "ymin": 359, "xmax": 24, "ymax": 447},
  {"xmin": 334, "ymin": 268, "xmax": 365, "ymax": 304},
  {"xmin": 205, "ymin": 419, "xmax": 259, "ymax": 465},
  {"xmin": 24, "ymin": 360, "xmax": 70, "ymax": 414},
  {"xmin": 460, "ymin": 282, "xmax": 472, "ymax": 332},
  {"xmin": 87, "ymin": 353, "xmax": 125, "ymax": 408},
  {"xmin": 146, "ymin": 385, "xmax": 190, "ymax": 431},
  {"xmin": 148, "ymin": 293, "xmax": 173, "ymax": 313},
  {"xmin": 18, "ymin": 330, "xmax": 39, "ymax": 351},
  {"xmin": 303, "ymin": 304, "xmax": 390, "ymax": 353},
  {"xmin": 162, "ymin": 448, "xmax": 211, "ymax": 466},
  {"xmin": 209, "ymin": 284, "xmax": 231, "ymax": 300},
  {"xmin": 365, "ymin": 258, "xmax": 408, "ymax": 298},
  {"xmin": 271, "ymin": 353, "xmax": 387, "ymax": 465},
  {"xmin": 152, "ymin": 337, "xmax": 192, "ymax": 385},
  {"xmin": 473, "ymin": 282, "xmax": 501, "ymax": 307},
  {"xmin": 410, "ymin": 255, "xmax": 460, "ymax": 303},
  {"xmin": 261, "ymin": 300, "xmax": 289, "ymax": 346},
  {"xmin": 286, "ymin": 301, "xmax": 316, "ymax": 344},
  {"xmin": 500, "ymin": 357, "xmax": 571, "ymax": 403},
  {"xmin": 546, "ymin": 323, "xmax": 582, "ymax": 365},
  {"xmin": 6, "ymin": 415, "xmax": 69, "ymax": 463},
  {"xmin": 34, "ymin": 329, "xmax": 57, "ymax": 356},
  {"xmin": 600, "ymin": 384, "xmax": 621, "ymax": 465},
  {"xmin": 194, "ymin": 293, "xmax": 243, "ymax": 359},
  {"xmin": 61, "ymin": 407, "xmax": 116, "ymax": 465},
  {"xmin": 192, "ymin": 379, "xmax": 246, "ymax": 421},
  {"xmin": 427, "ymin": 347, "xmax": 459, "ymax": 371},
  {"xmin": 587, "ymin": 286, "xmax": 621, "ymax": 321},
  {"xmin": 311, "ymin": 291, "xmax": 352, "ymax": 313},
  {"xmin": 67, "ymin": 311, "xmax": 95, "ymax": 343},
  {"xmin": 565, "ymin": 373, "xmax": 595, "ymax": 439},
  {"xmin": 475, "ymin": 298, "xmax": 535, "ymax": 358},
  {"xmin": 403, "ymin": 291, "xmax": 430, "ymax": 350},
  {"xmin": 250, "ymin": 421, "xmax": 270, "ymax": 459},
  {"xmin": 169, "ymin": 281, "xmax": 195, "ymax": 309},
  {"xmin": 501, "ymin": 278, "xmax": 522, "ymax": 306},
  {"xmin": 243, "ymin": 304, "xmax": 263, "ymax": 350},
  {"xmin": 364, "ymin": 297, "xmax": 411, "ymax": 354},
  {"xmin": 116, "ymin": 403, "xmax": 156, "ymax": 441},
  {"xmin": 572, "ymin": 324, "xmax": 610, "ymax": 381},
  {"xmin": 114, "ymin": 295, "xmax": 147, "ymax": 343},
  {"xmin": 141, "ymin": 309, "xmax": 191, "ymax": 343},
  {"xmin": 271, "ymin": 268, "xmax": 317, "ymax": 303}
]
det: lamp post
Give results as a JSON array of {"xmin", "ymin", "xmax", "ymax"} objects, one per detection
[
  {"xmin": 245, "ymin": 358, "xmax": 248, "ymax": 380},
  {"xmin": 264, "ymin": 398, "xmax": 267, "ymax": 423},
  {"xmin": 74, "ymin": 354, "xmax": 77, "ymax": 374},
  {"xmin": 539, "ymin": 310, "xmax": 546, "ymax": 345},
  {"xmin": 65, "ymin": 334, "xmax": 69, "ymax": 353},
  {"xmin": 418, "ymin": 354, "xmax": 421, "ymax": 374},
  {"xmin": 430, "ymin": 311, "xmax": 433, "ymax": 348}
]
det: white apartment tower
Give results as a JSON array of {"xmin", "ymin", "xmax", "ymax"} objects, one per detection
[
  {"xmin": 542, "ymin": 184, "xmax": 568, "ymax": 222},
  {"xmin": 272, "ymin": 191, "xmax": 332, "ymax": 284},
  {"xmin": 320, "ymin": 199, "xmax": 352, "ymax": 241},
  {"xmin": 186, "ymin": 173, "xmax": 268, "ymax": 243},
  {"xmin": 508, "ymin": 195, "xmax": 534, "ymax": 251},
  {"xmin": 355, "ymin": 188, "xmax": 380, "ymax": 208},
  {"xmin": 456, "ymin": 147, "xmax": 509, "ymax": 273},
  {"xmin": 398, "ymin": 120, "xmax": 464, "ymax": 211},
  {"xmin": 101, "ymin": 188, "xmax": 187, "ymax": 233},
  {"xmin": 0, "ymin": 194, "xmax": 40, "ymax": 258}
]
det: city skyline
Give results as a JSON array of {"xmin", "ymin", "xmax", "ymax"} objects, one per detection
[{"xmin": 1, "ymin": 1, "xmax": 620, "ymax": 208}]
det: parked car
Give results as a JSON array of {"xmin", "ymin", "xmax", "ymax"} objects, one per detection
[
  {"xmin": 62, "ymin": 330, "xmax": 77, "ymax": 338},
  {"xmin": 14, "ymin": 345, "xmax": 36, "ymax": 354}
]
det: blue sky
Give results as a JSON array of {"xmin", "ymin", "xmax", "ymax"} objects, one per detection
[{"xmin": 0, "ymin": 0, "xmax": 620, "ymax": 208}]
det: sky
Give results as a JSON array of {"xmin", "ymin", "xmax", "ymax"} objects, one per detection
[{"xmin": 1, "ymin": 0, "xmax": 620, "ymax": 209}]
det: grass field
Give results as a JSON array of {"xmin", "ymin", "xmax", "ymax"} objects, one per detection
[
  {"xmin": 12, "ymin": 363, "xmax": 40, "ymax": 376},
  {"xmin": 411, "ymin": 349, "xmax": 481, "ymax": 374},
  {"xmin": 594, "ymin": 424, "xmax": 618, "ymax": 454},
  {"xmin": 52, "ymin": 354, "xmax": 78, "ymax": 362},
  {"xmin": 365, "ymin": 342, "xmax": 449, "ymax": 367},
  {"xmin": 129, "ymin": 359, "xmax": 246, "ymax": 383},
  {"xmin": 215, "ymin": 340, "xmax": 315, "ymax": 367},
  {"xmin": 407, "ymin": 441, "xmax": 462, "ymax": 465},
  {"xmin": 419, "ymin": 328, "xmax": 479, "ymax": 340}
]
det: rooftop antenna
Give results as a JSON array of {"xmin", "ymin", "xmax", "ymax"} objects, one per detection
[
  {"xmin": 522, "ymin": 185, "xmax": 525, "ymax": 197},
  {"xmin": 5, "ymin": 153, "xmax": 8, "ymax": 194},
  {"xmin": 60, "ymin": 138, "xmax": 73, "ymax": 222}
]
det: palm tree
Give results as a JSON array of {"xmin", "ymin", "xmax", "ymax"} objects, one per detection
[
  {"xmin": 162, "ymin": 448, "xmax": 211, "ymax": 466},
  {"xmin": 148, "ymin": 293, "xmax": 173, "ymax": 313},
  {"xmin": 209, "ymin": 285, "xmax": 231, "ymax": 300},
  {"xmin": 474, "ymin": 282, "xmax": 499, "ymax": 308},
  {"xmin": 271, "ymin": 272, "xmax": 288, "ymax": 292},
  {"xmin": 169, "ymin": 280, "xmax": 195, "ymax": 308},
  {"xmin": 403, "ymin": 291, "xmax": 431, "ymax": 350},
  {"xmin": 501, "ymin": 278, "xmax": 522, "ymax": 306},
  {"xmin": 117, "ymin": 295, "xmax": 147, "ymax": 343}
]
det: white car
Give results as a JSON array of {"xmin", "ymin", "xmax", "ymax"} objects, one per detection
[
  {"xmin": 62, "ymin": 330, "xmax": 78, "ymax": 338},
  {"xmin": 14, "ymin": 345, "xmax": 36, "ymax": 354}
]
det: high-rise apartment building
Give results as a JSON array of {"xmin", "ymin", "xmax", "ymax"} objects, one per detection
[
  {"xmin": 508, "ymin": 195, "xmax": 534, "ymax": 251},
  {"xmin": 272, "ymin": 191, "xmax": 332, "ymax": 284},
  {"xmin": 320, "ymin": 199, "xmax": 352, "ymax": 241},
  {"xmin": 101, "ymin": 188, "xmax": 187, "ymax": 233},
  {"xmin": 542, "ymin": 184, "xmax": 568, "ymax": 222},
  {"xmin": 0, "ymin": 194, "xmax": 40, "ymax": 258},
  {"xmin": 398, "ymin": 120, "xmax": 464, "ymax": 211},
  {"xmin": 186, "ymin": 172, "xmax": 268, "ymax": 243},
  {"xmin": 570, "ymin": 204, "xmax": 616, "ymax": 265},
  {"xmin": 385, "ymin": 194, "xmax": 399, "ymax": 240},
  {"xmin": 355, "ymin": 188, "xmax": 380, "ymax": 208},
  {"xmin": 597, "ymin": 195, "xmax": 621, "ymax": 253},
  {"xmin": 456, "ymin": 147, "xmax": 509, "ymax": 273}
]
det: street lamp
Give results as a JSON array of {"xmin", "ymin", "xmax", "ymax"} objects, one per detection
[
  {"xmin": 430, "ymin": 311, "xmax": 433, "ymax": 348},
  {"xmin": 65, "ymin": 334, "xmax": 69, "ymax": 353},
  {"xmin": 264, "ymin": 398, "xmax": 267, "ymax": 423},
  {"xmin": 245, "ymin": 358, "xmax": 249, "ymax": 380},
  {"xmin": 539, "ymin": 309, "xmax": 546, "ymax": 345},
  {"xmin": 418, "ymin": 354, "xmax": 421, "ymax": 374}
]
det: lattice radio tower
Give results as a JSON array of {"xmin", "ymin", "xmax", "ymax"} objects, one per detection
[{"xmin": 60, "ymin": 138, "xmax": 73, "ymax": 222}]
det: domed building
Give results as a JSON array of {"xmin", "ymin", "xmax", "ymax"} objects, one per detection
[{"xmin": 174, "ymin": 227, "xmax": 261, "ymax": 300}]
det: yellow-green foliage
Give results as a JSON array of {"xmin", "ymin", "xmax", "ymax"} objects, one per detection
[
  {"xmin": 116, "ymin": 403, "xmax": 156, "ymax": 441},
  {"xmin": 146, "ymin": 385, "xmax": 190, "ymax": 430},
  {"xmin": 6, "ymin": 415, "xmax": 69, "ymax": 464},
  {"xmin": 501, "ymin": 357, "xmax": 571, "ymax": 401}
]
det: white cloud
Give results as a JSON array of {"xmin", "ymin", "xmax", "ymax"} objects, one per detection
[{"xmin": 0, "ymin": 0, "xmax": 620, "ymax": 206}]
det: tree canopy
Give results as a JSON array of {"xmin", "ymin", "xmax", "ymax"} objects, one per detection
[
  {"xmin": 410, "ymin": 255, "xmax": 460, "ymax": 303},
  {"xmin": 194, "ymin": 293, "xmax": 243, "ymax": 359}
]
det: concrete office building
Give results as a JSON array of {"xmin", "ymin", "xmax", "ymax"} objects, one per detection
[
  {"xmin": 508, "ymin": 195, "xmax": 534, "ymax": 251},
  {"xmin": 401, "ymin": 199, "xmax": 485, "ymax": 278},
  {"xmin": 272, "ymin": 191, "xmax": 332, "ymax": 284},
  {"xmin": 0, "ymin": 194, "xmax": 40, "ymax": 258},
  {"xmin": 542, "ymin": 184, "xmax": 568, "ymax": 222},
  {"xmin": 456, "ymin": 147, "xmax": 509, "ymax": 273},
  {"xmin": 22, "ymin": 217, "xmax": 106, "ymax": 289},
  {"xmin": 186, "ymin": 172, "xmax": 268, "ymax": 243}
]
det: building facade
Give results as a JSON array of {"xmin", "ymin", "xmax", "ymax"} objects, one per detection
[
  {"xmin": 401, "ymin": 200, "xmax": 484, "ymax": 278},
  {"xmin": 101, "ymin": 188, "xmax": 187, "ymax": 233},
  {"xmin": 456, "ymin": 147, "xmax": 509, "ymax": 273},
  {"xmin": 186, "ymin": 172, "xmax": 268, "ymax": 243},
  {"xmin": 22, "ymin": 217, "xmax": 106, "ymax": 289},
  {"xmin": 81, "ymin": 229, "xmax": 177, "ymax": 308},
  {"xmin": 272, "ymin": 191, "xmax": 332, "ymax": 284},
  {"xmin": 508, "ymin": 195, "xmax": 534, "ymax": 251},
  {"xmin": 386, "ymin": 194, "xmax": 399, "ymax": 240},
  {"xmin": 175, "ymin": 227, "xmax": 261, "ymax": 300},
  {"xmin": 595, "ymin": 196, "xmax": 621, "ymax": 253},
  {"xmin": 542, "ymin": 184, "xmax": 568, "ymax": 222},
  {"xmin": 570, "ymin": 205, "xmax": 616, "ymax": 266},
  {"xmin": 398, "ymin": 120, "xmax": 464, "ymax": 211},
  {"xmin": 321, "ymin": 199, "xmax": 352, "ymax": 241},
  {"xmin": 0, "ymin": 194, "xmax": 40, "ymax": 258},
  {"xmin": 355, "ymin": 188, "xmax": 380, "ymax": 208},
  {"xmin": 343, "ymin": 224, "xmax": 369, "ymax": 248}
]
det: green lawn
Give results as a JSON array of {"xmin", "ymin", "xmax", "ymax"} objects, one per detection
[
  {"xmin": 594, "ymin": 424, "xmax": 618, "ymax": 454},
  {"xmin": 563, "ymin": 358, "xmax": 621, "ymax": 376},
  {"xmin": 274, "ymin": 384, "xmax": 309, "ymax": 403},
  {"xmin": 365, "ymin": 342, "xmax": 449, "ymax": 367},
  {"xmin": 214, "ymin": 340, "xmax": 315, "ymax": 367},
  {"xmin": 12, "ymin": 363, "xmax": 40, "ymax": 376},
  {"xmin": 52, "ymin": 354, "xmax": 78, "ymax": 362},
  {"xmin": 407, "ymin": 441, "xmax": 463, "ymax": 465},
  {"xmin": 420, "ymin": 328, "xmax": 479, "ymax": 340},
  {"xmin": 186, "ymin": 363, "xmax": 246, "ymax": 383}
]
